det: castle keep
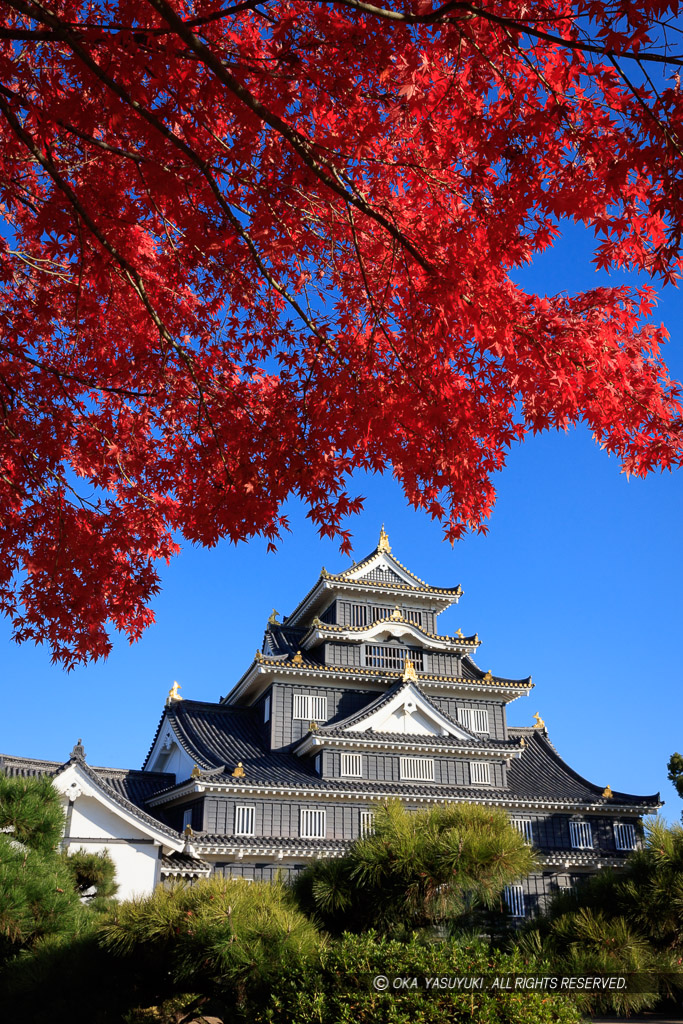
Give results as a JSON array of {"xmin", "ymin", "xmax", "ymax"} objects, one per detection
[{"xmin": 2, "ymin": 529, "xmax": 660, "ymax": 913}]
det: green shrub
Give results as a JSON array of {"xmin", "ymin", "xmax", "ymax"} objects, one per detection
[{"xmin": 260, "ymin": 931, "xmax": 583, "ymax": 1024}]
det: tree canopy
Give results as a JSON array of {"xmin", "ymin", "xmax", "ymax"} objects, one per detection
[{"xmin": 1, "ymin": 0, "xmax": 683, "ymax": 664}]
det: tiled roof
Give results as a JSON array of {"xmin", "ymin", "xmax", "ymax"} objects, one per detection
[
  {"xmin": 262, "ymin": 623, "xmax": 308, "ymax": 658},
  {"xmin": 161, "ymin": 851, "xmax": 212, "ymax": 875},
  {"xmin": 147, "ymin": 702, "xmax": 660, "ymax": 810},
  {"xmin": 506, "ymin": 729, "xmax": 660, "ymax": 807}
]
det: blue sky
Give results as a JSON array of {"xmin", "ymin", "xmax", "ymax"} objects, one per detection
[{"xmin": 1, "ymin": 220, "xmax": 682, "ymax": 822}]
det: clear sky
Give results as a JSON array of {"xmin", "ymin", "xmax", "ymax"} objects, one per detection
[{"xmin": 2, "ymin": 220, "xmax": 682, "ymax": 823}]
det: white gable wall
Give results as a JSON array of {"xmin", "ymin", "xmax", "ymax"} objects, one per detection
[{"xmin": 52, "ymin": 763, "xmax": 182, "ymax": 901}]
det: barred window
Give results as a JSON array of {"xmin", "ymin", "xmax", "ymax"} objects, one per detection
[
  {"xmin": 234, "ymin": 806, "xmax": 255, "ymax": 836},
  {"xmin": 300, "ymin": 808, "xmax": 326, "ymax": 838},
  {"xmin": 400, "ymin": 756, "xmax": 434, "ymax": 781},
  {"xmin": 292, "ymin": 693, "xmax": 327, "ymax": 721},
  {"xmin": 341, "ymin": 752, "xmax": 363, "ymax": 777},
  {"xmin": 504, "ymin": 884, "xmax": 525, "ymax": 917},
  {"xmin": 469, "ymin": 761, "xmax": 491, "ymax": 785},
  {"xmin": 614, "ymin": 823, "xmax": 637, "ymax": 851},
  {"xmin": 365, "ymin": 646, "xmax": 424, "ymax": 671},
  {"xmin": 458, "ymin": 707, "xmax": 490, "ymax": 734},
  {"xmin": 569, "ymin": 820, "xmax": 593, "ymax": 849},
  {"xmin": 511, "ymin": 818, "xmax": 534, "ymax": 844},
  {"xmin": 402, "ymin": 608, "xmax": 423, "ymax": 627},
  {"xmin": 360, "ymin": 810, "xmax": 375, "ymax": 837}
]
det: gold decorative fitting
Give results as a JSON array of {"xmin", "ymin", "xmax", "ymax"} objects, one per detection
[
  {"xmin": 190, "ymin": 764, "xmax": 201, "ymax": 779},
  {"xmin": 602, "ymin": 785, "xmax": 613, "ymax": 799},
  {"xmin": 519, "ymin": 737, "xmax": 526, "ymax": 748},
  {"xmin": 255, "ymin": 650, "xmax": 263, "ymax": 663},
  {"xmin": 456, "ymin": 628, "xmax": 464, "ymax": 638},
  {"xmin": 268, "ymin": 608, "xmax": 280, "ymax": 624},
  {"xmin": 377, "ymin": 524, "xmax": 391, "ymax": 553},
  {"xmin": 292, "ymin": 650, "xmax": 304, "ymax": 666},
  {"xmin": 402, "ymin": 658, "xmax": 418, "ymax": 683},
  {"xmin": 232, "ymin": 762, "xmax": 245, "ymax": 778},
  {"xmin": 391, "ymin": 606, "xmax": 402, "ymax": 621},
  {"xmin": 309, "ymin": 721, "xmax": 319, "ymax": 731},
  {"xmin": 483, "ymin": 670, "xmax": 493, "ymax": 682},
  {"xmin": 183, "ymin": 824, "xmax": 194, "ymax": 837},
  {"xmin": 533, "ymin": 712, "xmax": 546, "ymax": 730},
  {"xmin": 312, "ymin": 616, "xmax": 322, "ymax": 627},
  {"xmin": 166, "ymin": 681, "xmax": 182, "ymax": 704}
]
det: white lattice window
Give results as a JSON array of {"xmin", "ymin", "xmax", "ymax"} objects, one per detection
[
  {"xmin": 234, "ymin": 806, "xmax": 255, "ymax": 836},
  {"xmin": 292, "ymin": 693, "xmax": 327, "ymax": 721},
  {"xmin": 400, "ymin": 756, "xmax": 435, "ymax": 781},
  {"xmin": 300, "ymin": 808, "xmax": 326, "ymax": 838},
  {"xmin": 341, "ymin": 752, "xmax": 363, "ymax": 777},
  {"xmin": 614, "ymin": 823, "xmax": 637, "ymax": 851},
  {"xmin": 263, "ymin": 694, "xmax": 271, "ymax": 723},
  {"xmin": 365, "ymin": 646, "xmax": 424, "ymax": 671},
  {"xmin": 569, "ymin": 820, "xmax": 593, "ymax": 849},
  {"xmin": 458, "ymin": 708, "xmax": 490, "ymax": 734},
  {"xmin": 511, "ymin": 818, "xmax": 534, "ymax": 844},
  {"xmin": 470, "ymin": 761, "xmax": 491, "ymax": 785},
  {"xmin": 504, "ymin": 884, "xmax": 525, "ymax": 917},
  {"xmin": 360, "ymin": 810, "xmax": 375, "ymax": 836}
]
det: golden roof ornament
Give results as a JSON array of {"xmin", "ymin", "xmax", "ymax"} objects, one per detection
[
  {"xmin": 183, "ymin": 823, "xmax": 194, "ymax": 837},
  {"xmin": 268, "ymin": 608, "xmax": 280, "ymax": 624},
  {"xmin": 533, "ymin": 712, "xmax": 545, "ymax": 730},
  {"xmin": 402, "ymin": 658, "xmax": 418, "ymax": 682},
  {"xmin": 456, "ymin": 628, "xmax": 464, "ymax": 638},
  {"xmin": 602, "ymin": 785, "xmax": 613, "ymax": 799},
  {"xmin": 292, "ymin": 650, "xmax": 304, "ymax": 666},
  {"xmin": 377, "ymin": 524, "xmax": 391, "ymax": 553},
  {"xmin": 167, "ymin": 681, "xmax": 182, "ymax": 704},
  {"xmin": 232, "ymin": 762, "xmax": 245, "ymax": 778},
  {"xmin": 519, "ymin": 736, "xmax": 526, "ymax": 748},
  {"xmin": 255, "ymin": 650, "xmax": 263, "ymax": 662},
  {"xmin": 391, "ymin": 606, "xmax": 402, "ymax": 620},
  {"xmin": 190, "ymin": 764, "xmax": 201, "ymax": 779},
  {"xmin": 308, "ymin": 721, "xmax": 319, "ymax": 731},
  {"xmin": 483, "ymin": 669, "xmax": 493, "ymax": 682}
]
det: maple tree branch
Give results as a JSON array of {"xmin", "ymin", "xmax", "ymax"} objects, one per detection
[{"xmin": 145, "ymin": 0, "xmax": 433, "ymax": 273}]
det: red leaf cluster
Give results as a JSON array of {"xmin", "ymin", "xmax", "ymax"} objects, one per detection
[{"xmin": 0, "ymin": 0, "xmax": 682, "ymax": 664}]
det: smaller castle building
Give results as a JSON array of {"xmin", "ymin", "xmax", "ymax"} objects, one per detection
[{"xmin": 2, "ymin": 530, "xmax": 660, "ymax": 914}]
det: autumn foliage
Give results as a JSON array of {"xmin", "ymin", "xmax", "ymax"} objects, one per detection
[{"xmin": 1, "ymin": 0, "xmax": 682, "ymax": 663}]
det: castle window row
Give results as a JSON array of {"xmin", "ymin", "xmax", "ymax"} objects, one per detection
[{"xmin": 229, "ymin": 805, "xmax": 637, "ymax": 849}]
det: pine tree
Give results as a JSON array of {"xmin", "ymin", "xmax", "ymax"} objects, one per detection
[{"xmin": 294, "ymin": 800, "xmax": 536, "ymax": 935}]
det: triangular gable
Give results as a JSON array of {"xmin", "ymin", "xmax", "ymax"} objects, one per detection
[
  {"xmin": 340, "ymin": 551, "xmax": 427, "ymax": 589},
  {"xmin": 52, "ymin": 761, "xmax": 183, "ymax": 852},
  {"xmin": 345, "ymin": 682, "xmax": 473, "ymax": 738}
]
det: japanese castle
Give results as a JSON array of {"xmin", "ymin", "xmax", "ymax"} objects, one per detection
[{"xmin": 2, "ymin": 529, "xmax": 661, "ymax": 916}]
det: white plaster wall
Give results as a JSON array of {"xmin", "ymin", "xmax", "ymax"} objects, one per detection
[
  {"xmin": 66, "ymin": 840, "xmax": 159, "ymax": 900},
  {"xmin": 64, "ymin": 795, "xmax": 161, "ymax": 899}
]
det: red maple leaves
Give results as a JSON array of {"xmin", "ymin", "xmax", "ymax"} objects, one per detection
[{"xmin": 0, "ymin": 0, "xmax": 682, "ymax": 664}]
